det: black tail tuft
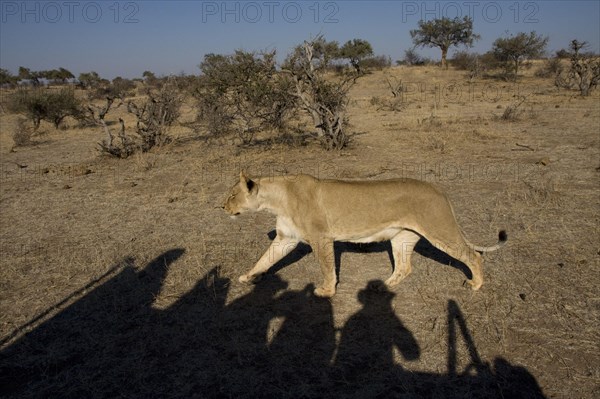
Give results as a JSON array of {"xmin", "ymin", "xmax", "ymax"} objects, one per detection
[{"xmin": 499, "ymin": 230, "xmax": 508, "ymax": 242}]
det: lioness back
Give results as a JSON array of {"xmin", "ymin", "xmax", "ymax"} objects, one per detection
[{"xmin": 312, "ymin": 177, "xmax": 454, "ymax": 238}]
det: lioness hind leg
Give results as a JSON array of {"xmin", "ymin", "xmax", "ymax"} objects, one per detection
[
  {"xmin": 239, "ymin": 236, "xmax": 298, "ymax": 284},
  {"xmin": 386, "ymin": 230, "xmax": 421, "ymax": 287},
  {"xmin": 464, "ymin": 250, "xmax": 483, "ymax": 290}
]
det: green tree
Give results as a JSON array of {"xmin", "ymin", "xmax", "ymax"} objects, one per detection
[
  {"xmin": 410, "ymin": 16, "xmax": 480, "ymax": 69},
  {"xmin": 339, "ymin": 39, "xmax": 374, "ymax": 74},
  {"xmin": 492, "ymin": 31, "xmax": 548, "ymax": 80}
]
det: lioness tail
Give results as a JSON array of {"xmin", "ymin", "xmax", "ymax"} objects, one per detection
[{"xmin": 471, "ymin": 230, "xmax": 508, "ymax": 253}]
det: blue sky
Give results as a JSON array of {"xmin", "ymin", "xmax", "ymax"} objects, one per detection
[{"xmin": 1, "ymin": 1, "xmax": 599, "ymax": 79}]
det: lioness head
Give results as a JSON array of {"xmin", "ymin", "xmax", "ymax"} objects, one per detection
[{"xmin": 223, "ymin": 171, "xmax": 259, "ymax": 217}]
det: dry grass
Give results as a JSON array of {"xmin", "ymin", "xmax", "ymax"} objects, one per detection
[{"xmin": 1, "ymin": 65, "xmax": 599, "ymax": 398}]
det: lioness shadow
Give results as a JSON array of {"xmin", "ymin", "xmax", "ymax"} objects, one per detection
[
  {"xmin": 1, "ymin": 248, "xmax": 546, "ymax": 398},
  {"xmin": 266, "ymin": 228, "xmax": 472, "ymax": 282}
]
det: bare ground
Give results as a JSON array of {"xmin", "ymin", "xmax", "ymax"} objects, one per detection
[{"xmin": 0, "ymin": 66, "xmax": 599, "ymax": 398}]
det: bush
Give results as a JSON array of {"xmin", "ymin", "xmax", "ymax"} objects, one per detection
[
  {"xmin": 46, "ymin": 88, "xmax": 83, "ymax": 128},
  {"xmin": 450, "ymin": 51, "xmax": 488, "ymax": 80},
  {"xmin": 9, "ymin": 87, "xmax": 82, "ymax": 129},
  {"xmin": 129, "ymin": 78, "xmax": 183, "ymax": 150},
  {"xmin": 92, "ymin": 77, "xmax": 136, "ymax": 100},
  {"xmin": 284, "ymin": 36, "xmax": 359, "ymax": 150},
  {"xmin": 534, "ymin": 58, "xmax": 563, "ymax": 78},
  {"xmin": 403, "ymin": 49, "xmax": 425, "ymax": 66},
  {"xmin": 491, "ymin": 31, "xmax": 548, "ymax": 81},
  {"xmin": 12, "ymin": 117, "xmax": 33, "ymax": 146},
  {"xmin": 500, "ymin": 96, "xmax": 531, "ymax": 121},
  {"xmin": 450, "ymin": 51, "xmax": 478, "ymax": 70},
  {"xmin": 8, "ymin": 89, "xmax": 47, "ymax": 129},
  {"xmin": 98, "ymin": 78, "xmax": 183, "ymax": 158},
  {"xmin": 194, "ymin": 50, "xmax": 296, "ymax": 144},
  {"xmin": 555, "ymin": 40, "xmax": 600, "ymax": 96},
  {"xmin": 360, "ymin": 55, "xmax": 392, "ymax": 71}
]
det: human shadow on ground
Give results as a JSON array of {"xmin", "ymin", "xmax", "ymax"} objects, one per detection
[{"xmin": 1, "ymin": 249, "xmax": 546, "ymax": 398}]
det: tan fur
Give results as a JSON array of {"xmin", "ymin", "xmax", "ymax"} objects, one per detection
[{"xmin": 223, "ymin": 172, "xmax": 507, "ymax": 298}]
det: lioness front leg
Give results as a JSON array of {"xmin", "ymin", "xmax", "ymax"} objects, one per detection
[
  {"xmin": 312, "ymin": 238, "xmax": 336, "ymax": 298},
  {"xmin": 239, "ymin": 235, "xmax": 298, "ymax": 284}
]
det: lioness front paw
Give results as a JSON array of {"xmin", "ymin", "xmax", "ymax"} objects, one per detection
[{"xmin": 314, "ymin": 286, "xmax": 335, "ymax": 298}]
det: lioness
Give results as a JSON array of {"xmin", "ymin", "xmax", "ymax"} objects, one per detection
[{"xmin": 223, "ymin": 172, "xmax": 507, "ymax": 298}]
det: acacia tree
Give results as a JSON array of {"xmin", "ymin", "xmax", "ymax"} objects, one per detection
[
  {"xmin": 339, "ymin": 39, "xmax": 373, "ymax": 74},
  {"xmin": 410, "ymin": 16, "xmax": 479, "ymax": 69},
  {"xmin": 492, "ymin": 31, "xmax": 548, "ymax": 80},
  {"xmin": 40, "ymin": 68, "xmax": 75, "ymax": 84}
]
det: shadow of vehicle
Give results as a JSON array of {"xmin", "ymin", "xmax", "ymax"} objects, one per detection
[{"xmin": 0, "ymin": 251, "xmax": 546, "ymax": 398}]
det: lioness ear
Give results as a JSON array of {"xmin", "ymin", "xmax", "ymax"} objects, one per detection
[{"xmin": 239, "ymin": 171, "xmax": 256, "ymax": 193}]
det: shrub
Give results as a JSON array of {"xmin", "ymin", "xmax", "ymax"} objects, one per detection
[
  {"xmin": 451, "ymin": 51, "xmax": 478, "ymax": 70},
  {"xmin": 450, "ymin": 51, "xmax": 488, "ymax": 80},
  {"xmin": 491, "ymin": 31, "xmax": 549, "ymax": 81},
  {"xmin": 403, "ymin": 49, "xmax": 424, "ymax": 66},
  {"xmin": 555, "ymin": 40, "xmax": 600, "ymax": 96},
  {"xmin": 194, "ymin": 50, "xmax": 296, "ymax": 144},
  {"xmin": 46, "ymin": 88, "xmax": 83, "ymax": 128},
  {"xmin": 12, "ymin": 117, "xmax": 33, "ymax": 146},
  {"xmin": 8, "ymin": 88, "xmax": 47, "ymax": 129},
  {"xmin": 361, "ymin": 55, "xmax": 392, "ymax": 71},
  {"xmin": 9, "ymin": 87, "xmax": 82, "ymax": 129},
  {"xmin": 92, "ymin": 77, "xmax": 136, "ymax": 100},
  {"xmin": 534, "ymin": 58, "xmax": 563, "ymax": 78},
  {"xmin": 284, "ymin": 36, "xmax": 359, "ymax": 150},
  {"xmin": 128, "ymin": 78, "xmax": 183, "ymax": 150},
  {"xmin": 95, "ymin": 78, "xmax": 183, "ymax": 158},
  {"xmin": 500, "ymin": 96, "xmax": 531, "ymax": 121}
]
